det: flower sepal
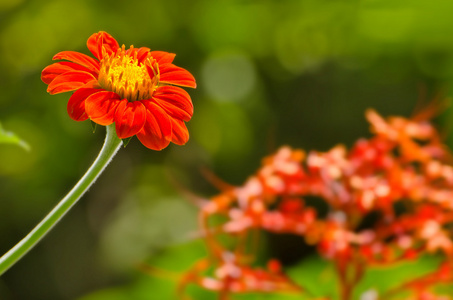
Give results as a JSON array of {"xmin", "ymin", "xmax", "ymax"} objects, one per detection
[
  {"xmin": 122, "ymin": 136, "xmax": 133, "ymax": 148},
  {"xmin": 90, "ymin": 121, "xmax": 97, "ymax": 133}
]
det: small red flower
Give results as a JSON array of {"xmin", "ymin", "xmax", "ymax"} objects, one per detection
[{"xmin": 42, "ymin": 31, "xmax": 196, "ymax": 150}]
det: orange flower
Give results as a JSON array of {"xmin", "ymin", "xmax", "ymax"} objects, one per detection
[{"xmin": 42, "ymin": 31, "xmax": 196, "ymax": 150}]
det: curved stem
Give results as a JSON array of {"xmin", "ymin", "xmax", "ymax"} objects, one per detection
[{"xmin": 0, "ymin": 124, "xmax": 122, "ymax": 276}]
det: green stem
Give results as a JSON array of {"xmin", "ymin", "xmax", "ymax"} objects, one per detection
[{"xmin": 0, "ymin": 124, "xmax": 122, "ymax": 276}]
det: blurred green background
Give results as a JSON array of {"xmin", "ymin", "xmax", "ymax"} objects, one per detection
[{"xmin": 1, "ymin": 0, "xmax": 453, "ymax": 299}]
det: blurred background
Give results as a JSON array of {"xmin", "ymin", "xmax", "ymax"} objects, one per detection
[{"xmin": 1, "ymin": 0, "xmax": 453, "ymax": 299}]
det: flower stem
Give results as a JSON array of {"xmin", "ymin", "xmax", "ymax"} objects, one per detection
[{"xmin": 0, "ymin": 124, "xmax": 122, "ymax": 276}]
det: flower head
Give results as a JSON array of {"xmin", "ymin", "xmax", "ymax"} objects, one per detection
[{"xmin": 42, "ymin": 31, "xmax": 196, "ymax": 150}]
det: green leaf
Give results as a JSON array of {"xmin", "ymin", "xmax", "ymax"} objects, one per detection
[
  {"xmin": 0, "ymin": 122, "xmax": 30, "ymax": 151},
  {"xmin": 122, "ymin": 136, "xmax": 133, "ymax": 147}
]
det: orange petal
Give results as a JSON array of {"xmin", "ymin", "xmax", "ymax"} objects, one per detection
[
  {"xmin": 53, "ymin": 51, "xmax": 100, "ymax": 73},
  {"xmin": 150, "ymin": 51, "xmax": 176, "ymax": 65},
  {"xmin": 85, "ymin": 91, "xmax": 121, "ymax": 125},
  {"xmin": 128, "ymin": 47, "xmax": 151, "ymax": 64},
  {"xmin": 114, "ymin": 100, "xmax": 147, "ymax": 139},
  {"xmin": 159, "ymin": 64, "xmax": 196, "ymax": 88},
  {"xmin": 136, "ymin": 102, "xmax": 172, "ymax": 150},
  {"xmin": 153, "ymin": 86, "xmax": 193, "ymax": 121},
  {"xmin": 87, "ymin": 31, "xmax": 119, "ymax": 60},
  {"xmin": 47, "ymin": 71, "xmax": 97, "ymax": 94},
  {"xmin": 67, "ymin": 88, "xmax": 100, "ymax": 121},
  {"xmin": 41, "ymin": 61, "xmax": 97, "ymax": 84},
  {"xmin": 169, "ymin": 118, "xmax": 189, "ymax": 145}
]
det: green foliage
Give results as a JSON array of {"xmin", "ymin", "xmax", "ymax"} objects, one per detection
[
  {"xmin": 78, "ymin": 240, "xmax": 208, "ymax": 300},
  {"xmin": 78, "ymin": 244, "xmax": 449, "ymax": 300},
  {"xmin": 353, "ymin": 255, "xmax": 442, "ymax": 298}
]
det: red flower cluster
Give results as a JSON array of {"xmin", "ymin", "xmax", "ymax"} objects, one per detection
[
  {"xmin": 179, "ymin": 255, "xmax": 301, "ymax": 298},
  {"xmin": 182, "ymin": 106, "xmax": 453, "ymax": 299},
  {"xmin": 42, "ymin": 31, "xmax": 196, "ymax": 150}
]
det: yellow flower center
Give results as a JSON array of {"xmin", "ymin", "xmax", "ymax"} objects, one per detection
[{"xmin": 98, "ymin": 45, "xmax": 159, "ymax": 102}]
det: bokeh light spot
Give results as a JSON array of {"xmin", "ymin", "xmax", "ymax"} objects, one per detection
[
  {"xmin": 192, "ymin": 100, "xmax": 253, "ymax": 163},
  {"xmin": 202, "ymin": 50, "xmax": 256, "ymax": 102}
]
